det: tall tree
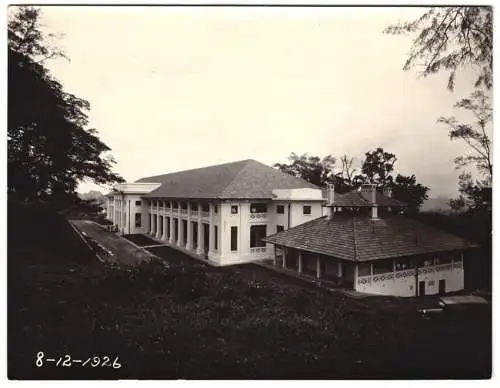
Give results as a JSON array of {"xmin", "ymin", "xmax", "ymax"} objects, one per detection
[
  {"xmin": 274, "ymin": 153, "xmax": 336, "ymax": 187},
  {"xmin": 358, "ymin": 148, "xmax": 397, "ymax": 188},
  {"xmin": 437, "ymin": 90, "xmax": 492, "ymax": 181},
  {"xmin": 8, "ymin": 7, "xmax": 123, "ymax": 204},
  {"xmin": 450, "ymin": 172, "xmax": 491, "ymax": 213},
  {"xmin": 384, "ymin": 7, "xmax": 493, "ymax": 90},
  {"xmin": 391, "ymin": 174, "xmax": 430, "ymax": 213}
]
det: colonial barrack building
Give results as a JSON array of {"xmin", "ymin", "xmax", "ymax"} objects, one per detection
[{"xmin": 106, "ymin": 159, "xmax": 478, "ymax": 296}]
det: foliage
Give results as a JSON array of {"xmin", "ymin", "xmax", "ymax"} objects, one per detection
[
  {"xmin": 275, "ymin": 148, "xmax": 429, "ymax": 210},
  {"xmin": 356, "ymin": 148, "xmax": 397, "ymax": 188},
  {"xmin": 8, "ymin": 205, "xmax": 491, "ymax": 378},
  {"xmin": 334, "ymin": 155, "xmax": 359, "ymax": 193},
  {"xmin": 438, "ymin": 90, "xmax": 492, "ymax": 180},
  {"xmin": 8, "ymin": 7, "xmax": 123, "ymax": 205},
  {"xmin": 384, "ymin": 7, "xmax": 493, "ymax": 90},
  {"xmin": 391, "ymin": 174, "xmax": 430, "ymax": 213},
  {"xmin": 274, "ymin": 153, "xmax": 337, "ymax": 187},
  {"xmin": 448, "ymin": 172, "xmax": 492, "ymax": 213}
]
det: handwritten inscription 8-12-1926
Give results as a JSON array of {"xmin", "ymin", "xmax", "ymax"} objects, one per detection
[{"xmin": 35, "ymin": 352, "xmax": 122, "ymax": 368}]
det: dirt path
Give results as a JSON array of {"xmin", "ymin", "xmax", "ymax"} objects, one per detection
[{"xmin": 70, "ymin": 220, "xmax": 154, "ymax": 266}]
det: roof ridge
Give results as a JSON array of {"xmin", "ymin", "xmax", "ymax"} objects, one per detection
[
  {"xmin": 136, "ymin": 159, "xmax": 252, "ymax": 183},
  {"xmin": 217, "ymin": 159, "xmax": 255, "ymax": 198}
]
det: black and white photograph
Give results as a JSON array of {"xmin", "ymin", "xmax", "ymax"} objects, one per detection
[{"xmin": 6, "ymin": 1, "xmax": 493, "ymax": 381}]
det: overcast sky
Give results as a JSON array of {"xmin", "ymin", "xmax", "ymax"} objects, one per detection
[{"xmin": 38, "ymin": 5, "xmax": 487, "ymax": 198}]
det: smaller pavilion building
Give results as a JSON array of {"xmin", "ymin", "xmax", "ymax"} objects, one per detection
[{"xmin": 263, "ymin": 184, "xmax": 479, "ymax": 297}]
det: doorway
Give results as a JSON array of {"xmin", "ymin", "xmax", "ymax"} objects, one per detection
[
  {"xmin": 419, "ymin": 281, "xmax": 426, "ymax": 296},
  {"xmin": 439, "ymin": 279, "xmax": 446, "ymax": 294}
]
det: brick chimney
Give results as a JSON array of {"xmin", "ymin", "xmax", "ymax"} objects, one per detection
[
  {"xmin": 326, "ymin": 183, "xmax": 335, "ymax": 219},
  {"xmin": 360, "ymin": 183, "xmax": 378, "ymax": 219},
  {"xmin": 326, "ymin": 183, "xmax": 335, "ymax": 205}
]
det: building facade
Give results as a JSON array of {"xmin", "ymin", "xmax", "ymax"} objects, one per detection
[
  {"xmin": 106, "ymin": 160, "xmax": 325, "ymax": 266},
  {"xmin": 106, "ymin": 159, "xmax": 478, "ymax": 295}
]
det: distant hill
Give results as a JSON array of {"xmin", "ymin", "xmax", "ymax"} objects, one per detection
[
  {"xmin": 78, "ymin": 190, "xmax": 106, "ymax": 206},
  {"xmin": 421, "ymin": 196, "xmax": 451, "ymax": 212}
]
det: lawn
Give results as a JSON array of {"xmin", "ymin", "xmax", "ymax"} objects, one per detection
[{"xmin": 8, "ymin": 204, "xmax": 492, "ymax": 379}]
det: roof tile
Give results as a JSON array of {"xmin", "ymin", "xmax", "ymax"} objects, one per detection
[
  {"xmin": 263, "ymin": 215, "xmax": 478, "ymax": 262},
  {"xmin": 137, "ymin": 159, "xmax": 318, "ymax": 199}
]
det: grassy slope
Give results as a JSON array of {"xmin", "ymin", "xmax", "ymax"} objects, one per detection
[{"xmin": 8, "ymin": 204, "xmax": 491, "ymax": 379}]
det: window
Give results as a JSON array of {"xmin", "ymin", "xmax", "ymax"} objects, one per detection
[
  {"xmin": 250, "ymin": 225, "xmax": 267, "ymax": 248},
  {"xmin": 173, "ymin": 202, "xmax": 178, "ymax": 209},
  {"xmin": 303, "ymin": 205, "xmax": 312, "ymax": 215},
  {"xmin": 191, "ymin": 202, "xmax": 198, "ymax": 211},
  {"xmin": 181, "ymin": 202, "xmax": 187, "ymax": 210},
  {"xmin": 231, "ymin": 205, "xmax": 238, "ymax": 214},
  {"xmin": 135, "ymin": 213, "xmax": 142, "ymax": 227},
  {"xmin": 135, "ymin": 200, "xmax": 141, "ymax": 206},
  {"xmin": 214, "ymin": 205, "xmax": 218, "ymax": 214},
  {"xmin": 276, "ymin": 225, "xmax": 284, "ymax": 233},
  {"xmin": 250, "ymin": 203, "xmax": 267, "ymax": 213},
  {"xmin": 202, "ymin": 203, "xmax": 210, "ymax": 212},
  {"xmin": 214, "ymin": 225, "xmax": 218, "ymax": 250},
  {"xmin": 231, "ymin": 226, "xmax": 238, "ymax": 251},
  {"xmin": 166, "ymin": 201, "xmax": 170, "ymax": 208},
  {"xmin": 277, "ymin": 205, "xmax": 285, "ymax": 214}
]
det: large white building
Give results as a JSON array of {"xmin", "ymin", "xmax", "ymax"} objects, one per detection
[
  {"xmin": 106, "ymin": 159, "xmax": 324, "ymax": 266},
  {"xmin": 106, "ymin": 159, "xmax": 479, "ymax": 296}
]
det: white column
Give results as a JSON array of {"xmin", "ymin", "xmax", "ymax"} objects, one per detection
[
  {"xmin": 156, "ymin": 200, "xmax": 161, "ymax": 239},
  {"xmin": 118, "ymin": 200, "xmax": 122, "ymax": 231},
  {"xmin": 186, "ymin": 202, "xmax": 193, "ymax": 250},
  {"xmin": 196, "ymin": 202, "xmax": 203, "ymax": 255},
  {"xmin": 354, "ymin": 264, "xmax": 359, "ymax": 291},
  {"xmin": 298, "ymin": 251, "xmax": 303, "ymax": 274},
  {"xmin": 169, "ymin": 201, "xmax": 175, "ymax": 244},
  {"xmin": 149, "ymin": 201, "xmax": 154, "ymax": 235},
  {"xmin": 162, "ymin": 201, "xmax": 167, "ymax": 240},
  {"xmin": 338, "ymin": 261, "xmax": 343, "ymax": 277},
  {"xmin": 176, "ymin": 204, "xmax": 182, "ymax": 245},
  {"xmin": 208, "ymin": 203, "xmax": 215, "ymax": 255},
  {"xmin": 316, "ymin": 255, "xmax": 321, "ymax": 279}
]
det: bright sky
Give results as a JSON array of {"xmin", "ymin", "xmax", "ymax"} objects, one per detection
[{"xmin": 37, "ymin": 5, "xmax": 487, "ymax": 198}]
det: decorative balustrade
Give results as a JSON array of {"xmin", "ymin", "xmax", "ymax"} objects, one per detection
[
  {"xmin": 181, "ymin": 209, "xmax": 187, "ymax": 215},
  {"xmin": 191, "ymin": 210, "xmax": 199, "ymax": 218},
  {"xmin": 202, "ymin": 211, "xmax": 209, "ymax": 218},
  {"xmin": 435, "ymin": 263, "xmax": 452, "ymax": 272},
  {"xmin": 357, "ymin": 261, "xmax": 462, "ymax": 285},
  {"xmin": 372, "ymin": 273, "xmax": 394, "ymax": 282},
  {"xmin": 249, "ymin": 213, "xmax": 267, "ymax": 220}
]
